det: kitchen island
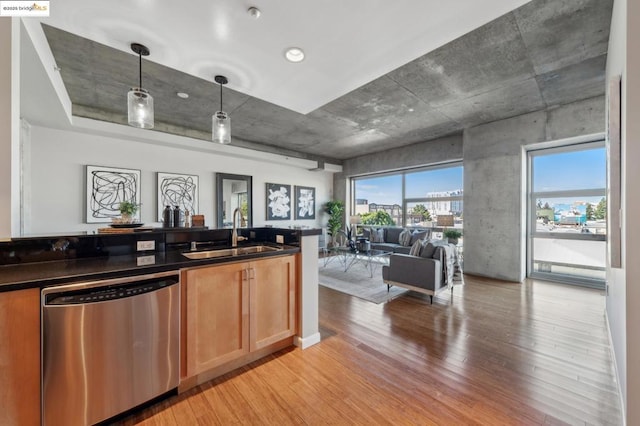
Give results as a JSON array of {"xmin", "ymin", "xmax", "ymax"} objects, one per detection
[{"xmin": 0, "ymin": 227, "xmax": 320, "ymax": 426}]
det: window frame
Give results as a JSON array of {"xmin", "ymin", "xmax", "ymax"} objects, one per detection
[{"xmin": 526, "ymin": 140, "xmax": 606, "ymax": 287}]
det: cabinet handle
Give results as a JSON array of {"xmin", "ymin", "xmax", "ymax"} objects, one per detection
[
  {"xmin": 249, "ymin": 267, "xmax": 255, "ymax": 280},
  {"xmin": 242, "ymin": 269, "xmax": 248, "ymax": 281}
]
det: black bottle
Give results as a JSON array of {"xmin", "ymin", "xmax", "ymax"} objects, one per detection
[
  {"xmin": 163, "ymin": 205, "xmax": 173, "ymax": 228},
  {"xmin": 173, "ymin": 206, "xmax": 181, "ymax": 228}
]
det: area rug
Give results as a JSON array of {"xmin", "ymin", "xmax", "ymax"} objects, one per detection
[{"xmin": 318, "ymin": 258, "xmax": 409, "ymax": 304}]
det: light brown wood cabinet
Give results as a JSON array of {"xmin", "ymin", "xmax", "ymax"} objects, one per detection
[
  {"xmin": 182, "ymin": 255, "xmax": 297, "ymax": 379},
  {"xmin": 249, "ymin": 255, "xmax": 297, "ymax": 351},
  {"xmin": 0, "ymin": 288, "xmax": 40, "ymax": 426},
  {"xmin": 183, "ymin": 261, "xmax": 250, "ymax": 376}
]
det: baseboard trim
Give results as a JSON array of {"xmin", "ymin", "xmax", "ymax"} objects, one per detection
[
  {"xmin": 605, "ymin": 310, "xmax": 627, "ymax": 425},
  {"xmin": 295, "ymin": 332, "xmax": 321, "ymax": 349}
]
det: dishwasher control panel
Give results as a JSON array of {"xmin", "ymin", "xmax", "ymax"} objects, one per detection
[{"xmin": 44, "ymin": 276, "xmax": 178, "ymax": 305}]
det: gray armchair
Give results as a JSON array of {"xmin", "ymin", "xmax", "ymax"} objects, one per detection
[{"xmin": 382, "ymin": 245, "xmax": 453, "ymax": 304}]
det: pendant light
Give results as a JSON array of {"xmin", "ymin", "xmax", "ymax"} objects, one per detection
[
  {"xmin": 213, "ymin": 75, "xmax": 231, "ymax": 144},
  {"xmin": 127, "ymin": 43, "xmax": 154, "ymax": 129}
]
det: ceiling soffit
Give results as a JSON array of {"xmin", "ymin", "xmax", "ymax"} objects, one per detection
[{"xmin": 38, "ymin": 0, "xmax": 613, "ymax": 162}]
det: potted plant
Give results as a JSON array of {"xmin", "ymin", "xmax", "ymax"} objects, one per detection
[
  {"xmin": 118, "ymin": 201, "xmax": 139, "ymax": 224},
  {"xmin": 323, "ymin": 200, "xmax": 344, "ymax": 247},
  {"xmin": 443, "ymin": 229, "xmax": 462, "ymax": 245}
]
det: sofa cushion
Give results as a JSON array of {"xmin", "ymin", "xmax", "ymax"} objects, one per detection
[
  {"xmin": 385, "ymin": 227, "xmax": 403, "ymax": 244},
  {"xmin": 372, "ymin": 243, "xmax": 400, "ymax": 252},
  {"xmin": 394, "ymin": 245, "xmax": 412, "ymax": 254},
  {"xmin": 398, "ymin": 229, "xmax": 412, "ymax": 246},
  {"xmin": 409, "ymin": 229, "xmax": 429, "ymax": 245}
]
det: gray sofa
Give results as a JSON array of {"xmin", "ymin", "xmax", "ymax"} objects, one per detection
[
  {"xmin": 381, "ymin": 240, "xmax": 459, "ymax": 303},
  {"xmin": 361, "ymin": 227, "xmax": 431, "ymax": 254}
]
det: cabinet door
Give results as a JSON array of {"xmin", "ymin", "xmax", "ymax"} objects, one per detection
[
  {"xmin": 185, "ymin": 262, "xmax": 249, "ymax": 376},
  {"xmin": 249, "ymin": 256, "xmax": 297, "ymax": 351},
  {"xmin": 0, "ymin": 288, "xmax": 40, "ymax": 426}
]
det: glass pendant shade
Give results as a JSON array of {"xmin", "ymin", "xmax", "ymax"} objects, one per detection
[
  {"xmin": 212, "ymin": 111, "xmax": 231, "ymax": 144},
  {"xmin": 127, "ymin": 87, "xmax": 154, "ymax": 128},
  {"xmin": 127, "ymin": 43, "xmax": 153, "ymax": 129}
]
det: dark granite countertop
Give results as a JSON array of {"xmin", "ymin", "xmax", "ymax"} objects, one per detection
[{"xmin": 0, "ymin": 243, "xmax": 300, "ymax": 292}]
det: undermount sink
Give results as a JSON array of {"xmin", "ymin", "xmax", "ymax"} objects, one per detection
[
  {"xmin": 236, "ymin": 245, "xmax": 281, "ymax": 254},
  {"xmin": 182, "ymin": 245, "xmax": 282, "ymax": 260}
]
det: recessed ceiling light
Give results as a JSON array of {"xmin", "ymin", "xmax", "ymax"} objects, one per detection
[
  {"xmin": 285, "ymin": 47, "xmax": 305, "ymax": 63},
  {"xmin": 247, "ymin": 6, "xmax": 261, "ymax": 19},
  {"xmin": 176, "ymin": 92, "xmax": 189, "ymax": 99}
]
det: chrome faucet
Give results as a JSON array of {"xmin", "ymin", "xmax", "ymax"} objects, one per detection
[
  {"xmin": 232, "ymin": 208, "xmax": 247, "ymax": 247},
  {"xmin": 190, "ymin": 241, "xmax": 213, "ymax": 251}
]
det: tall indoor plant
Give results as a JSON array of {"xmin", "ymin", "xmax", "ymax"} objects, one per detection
[{"xmin": 324, "ymin": 200, "xmax": 344, "ymax": 247}]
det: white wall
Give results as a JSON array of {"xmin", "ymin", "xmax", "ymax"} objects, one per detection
[
  {"xmin": 605, "ymin": 0, "xmax": 630, "ymax": 420},
  {"xmin": 26, "ymin": 125, "xmax": 333, "ymax": 235}
]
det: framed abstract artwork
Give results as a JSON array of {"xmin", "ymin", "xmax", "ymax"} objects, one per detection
[
  {"xmin": 86, "ymin": 165, "xmax": 141, "ymax": 223},
  {"xmin": 266, "ymin": 183, "xmax": 291, "ymax": 220},
  {"xmin": 294, "ymin": 186, "xmax": 316, "ymax": 220},
  {"xmin": 157, "ymin": 172, "xmax": 199, "ymax": 221}
]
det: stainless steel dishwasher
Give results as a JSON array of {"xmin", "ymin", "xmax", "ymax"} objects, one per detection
[{"xmin": 41, "ymin": 271, "xmax": 180, "ymax": 426}]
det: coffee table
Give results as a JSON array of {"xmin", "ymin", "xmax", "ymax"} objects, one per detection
[{"xmin": 333, "ymin": 247, "xmax": 391, "ymax": 278}]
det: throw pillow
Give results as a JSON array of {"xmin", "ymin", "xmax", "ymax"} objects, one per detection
[
  {"xmin": 409, "ymin": 230, "xmax": 428, "ymax": 245},
  {"xmin": 362, "ymin": 227, "xmax": 371, "ymax": 240},
  {"xmin": 409, "ymin": 240, "xmax": 422, "ymax": 256},
  {"xmin": 376, "ymin": 228, "xmax": 385, "ymax": 243},
  {"xmin": 420, "ymin": 242, "xmax": 437, "ymax": 258},
  {"xmin": 398, "ymin": 228, "xmax": 412, "ymax": 246}
]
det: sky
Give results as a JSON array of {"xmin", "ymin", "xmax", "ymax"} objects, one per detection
[
  {"xmin": 355, "ymin": 167, "xmax": 463, "ymax": 205},
  {"xmin": 533, "ymin": 147, "xmax": 606, "ymax": 192},
  {"xmin": 355, "ymin": 147, "xmax": 606, "ymax": 206}
]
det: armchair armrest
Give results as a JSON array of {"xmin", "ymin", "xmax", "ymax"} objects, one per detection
[{"xmin": 382, "ymin": 253, "xmax": 442, "ymax": 292}]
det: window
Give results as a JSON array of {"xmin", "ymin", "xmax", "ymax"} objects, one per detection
[
  {"xmin": 352, "ymin": 163, "xmax": 463, "ymax": 228},
  {"xmin": 353, "ymin": 174, "xmax": 402, "ymax": 225},
  {"xmin": 528, "ymin": 142, "xmax": 606, "ymax": 287},
  {"xmin": 405, "ymin": 166, "xmax": 463, "ymax": 228}
]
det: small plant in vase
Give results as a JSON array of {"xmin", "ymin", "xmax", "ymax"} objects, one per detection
[
  {"xmin": 117, "ymin": 201, "xmax": 140, "ymax": 224},
  {"xmin": 443, "ymin": 229, "xmax": 462, "ymax": 245}
]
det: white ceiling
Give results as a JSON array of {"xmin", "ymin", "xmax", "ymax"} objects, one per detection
[{"xmin": 37, "ymin": 0, "xmax": 532, "ymax": 114}]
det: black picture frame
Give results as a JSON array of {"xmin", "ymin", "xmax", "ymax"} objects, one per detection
[
  {"xmin": 216, "ymin": 173, "xmax": 252, "ymax": 229},
  {"xmin": 294, "ymin": 186, "xmax": 316, "ymax": 220},
  {"xmin": 266, "ymin": 183, "xmax": 291, "ymax": 220},
  {"xmin": 85, "ymin": 165, "xmax": 141, "ymax": 223},
  {"xmin": 157, "ymin": 172, "xmax": 199, "ymax": 221}
]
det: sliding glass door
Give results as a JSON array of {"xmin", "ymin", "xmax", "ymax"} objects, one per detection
[{"xmin": 527, "ymin": 142, "xmax": 606, "ymax": 288}]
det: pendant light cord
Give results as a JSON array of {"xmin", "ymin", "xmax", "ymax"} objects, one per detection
[{"xmin": 219, "ymin": 81, "xmax": 223, "ymax": 111}]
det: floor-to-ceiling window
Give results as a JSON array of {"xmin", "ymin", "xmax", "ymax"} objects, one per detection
[
  {"xmin": 352, "ymin": 163, "xmax": 463, "ymax": 229},
  {"xmin": 527, "ymin": 142, "xmax": 606, "ymax": 288}
]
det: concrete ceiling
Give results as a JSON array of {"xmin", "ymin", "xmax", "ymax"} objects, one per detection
[{"xmin": 33, "ymin": 0, "xmax": 612, "ymax": 163}]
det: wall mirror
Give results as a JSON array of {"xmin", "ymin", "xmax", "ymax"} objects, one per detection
[{"xmin": 216, "ymin": 173, "xmax": 252, "ymax": 229}]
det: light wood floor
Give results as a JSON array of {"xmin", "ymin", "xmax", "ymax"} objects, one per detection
[{"xmin": 117, "ymin": 275, "xmax": 622, "ymax": 425}]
